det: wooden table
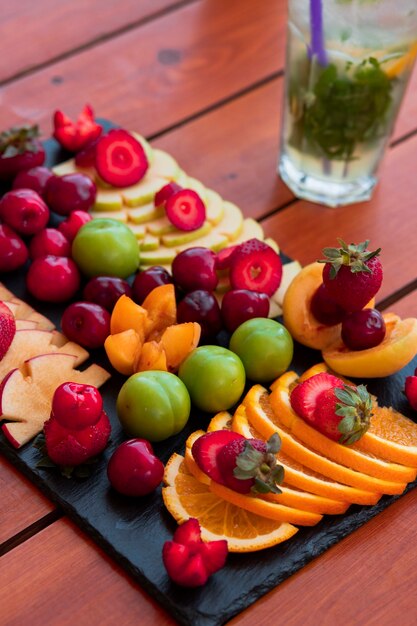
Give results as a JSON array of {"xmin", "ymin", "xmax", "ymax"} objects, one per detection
[{"xmin": 1, "ymin": 1, "xmax": 417, "ymax": 624}]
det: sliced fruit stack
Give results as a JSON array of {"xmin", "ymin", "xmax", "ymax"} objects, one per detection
[
  {"xmin": 163, "ymin": 365, "xmax": 417, "ymax": 552},
  {"xmin": 0, "ymin": 283, "xmax": 110, "ymax": 448}
]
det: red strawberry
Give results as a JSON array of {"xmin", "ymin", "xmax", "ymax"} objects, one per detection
[
  {"xmin": 0, "ymin": 125, "xmax": 45, "ymax": 180},
  {"xmin": 313, "ymin": 384, "xmax": 373, "ymax": 444},
  {"xmin": 53, "ymin": 104, "xmax": 102, "ymax": 152},
  {"xmin": 162, "ymin": 518, "xmax": 227, "ymax": 586},
  {"xmin": 216, "ymin": 434, "xmax": 284, "ymax": 494},
  {"xmin": 192, "ymin": 430, "xmax": 245, "ymax": 484},
  {"xmin": 154, "ymin": 182, "xmax": 182, "ymax": 208},
  {"xmin": 0, "ymin": 302, "xmax": 16, "ymax": 361},
  {"xmin": 215, "ymin": 244, "xmax": 239, "ymax": 271},
  {"xmin": 405, "ymin": 369, "xmax": 417, "ymax": 411},
  {"xmin": 44, "ymin": 410, "xmax": 111, "ymax": 466},
  {"xmin": 165, "ymin": 189, "xmax": 206, "ymax": 231},
  {"xmin": 320, "ymin": 239, "xmax": 383, "ymax": 312},
  {"xmin": 229, "ymin": 238, "xmax": 282, "ymax": 296},
  {"xmin": 95, "ymin": 129, "xmax": 149, "ymax": 187},
  {"xmin": 290, "ymin": 372, "xmax": 344, "ymax": 426}
]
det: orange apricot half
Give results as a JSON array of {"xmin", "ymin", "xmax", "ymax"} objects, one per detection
[
  {"xmin": 142, "ymin": 283, "xmax": 177, "ymax": 337},
  {"xmin": 160, "ymin": 322, "xmax": 201, "ymax": 372},
  {"xmin": 110, "ymin": 295, "xmax": 147, "ymax": 341},
  {"xmin": 104, "ymin": 329, "xmax": 142, "ymax": 376},
  {"xmin": 134, "ymin": 340, "xmax": 167, "ymax": 372}
]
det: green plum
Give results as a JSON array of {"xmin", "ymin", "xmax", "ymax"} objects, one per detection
[
  {"xmin": 178, "ymin": 345, "xmax": 245, "ymax": 413},
  {"xmin": 229, "ymin": 318, "xmax": 293, "ymax": 383},
  {"xmin": 72, "ymin": 218, "xmax": 139, "ymax": 278},
  {"xmin": 116, "ymin": 371, "xmax": 190, "ymax": 442}
]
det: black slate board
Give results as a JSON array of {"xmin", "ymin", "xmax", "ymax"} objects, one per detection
[{"xmin": 1, "ymin": 128, "xmax": 416, "ymax": 626}]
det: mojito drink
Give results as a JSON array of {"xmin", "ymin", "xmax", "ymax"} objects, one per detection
[{"xmin": 279, "ymin": 0, "xmax": 417, "ymax": 206}]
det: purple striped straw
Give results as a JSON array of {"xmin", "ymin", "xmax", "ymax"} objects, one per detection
[{"xmin": 310, "ymin": 0, "xmax": 328, "ymax": 66}]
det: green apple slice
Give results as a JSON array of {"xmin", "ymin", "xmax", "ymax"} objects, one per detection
[
  {"xmin": 176, "ymin": 230, "xmax": 228, "ymax": 253},
  {"xmin": 139, "ymin": 234, "xmax": 160, "ymax": 251},
  {"xmin": 271, "ymin": 260, "xmax": 302, "ymax": 306},
  {"xmin": 233, "ymin": 217, "xmax": 264, "ymax": 244},
  {"xmin": 128, "ymin": 223, "xmax": 147, "ymax": 239},
  {"xmin": 176, "ymin": 170, "xmax": 189, "ymax": 187},
  {"xmin": 162, "ymin": 221, "xmax": 212, "ymax": 247},
  {"xmin": 126, "ymin": 203, "xmax": 165, "ymax": 224},
  {"xmin": 53, "ymin": 159, "xmax": 95, "ymax": 179},
  {"xmin": 185, "ymin": 177, "xmax": 207, "ymax": 201},
  {"xmin": 121, "ymin": 176, "xmax": 167, "ymax": 207},
  {"xmin": 139, "ymin": 246, "xmax": 177, "ymax": 265},
  {"xmin": 148, "ymin": 149, "xmax": 180, "ymax": 180},
  {"xmin": 265, "ymin": 237, "xmax": 280, "ymax": 254},
  {"xmin": 93, "ymin": 189, "xmax": 124, "ymax": 211},
  {"xmin": 268, "ymin": 299, "xmax": 283, "ymax": 318},
  {"xmin": 131, "ymin": 132, "xmax": 154, "ymax": 165},
  {"xmin": 146, "ymin": 215, "xmax": 176, "ymax": 236},
  {"xmin": 205, "ymin": 189, "xmax": 224, "ymax": 225},
  {"xmin": 216, "ymin": 201, "xmax": 243, "ymax": 241},
  {"xmin": 90, "ymin": 209, "xmax": 129, "ymax": 222}
]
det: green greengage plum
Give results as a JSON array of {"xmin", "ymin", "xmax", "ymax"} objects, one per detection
[
  {"xmin": 72, "ymin": 218, "xmax": 139, "ymax": 278},
  {"xmin": 178, "ymin": 346, "xmax": 245, "ymax": 413},
  {"xmin": 229, "ymin": 318, "xmax": 293, "ymax": 383},
  {"xmin": 116, "ymin": 371, "xmax": 190, "ymax": 442}
]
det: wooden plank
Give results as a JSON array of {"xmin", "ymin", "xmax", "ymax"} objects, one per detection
[
  {"xmin": 386, "ymin": 290, "xmax": 417, "ymax": 319},
  {"xmin": 0, "ymin": 0, "xmax": 189, "ymax": 83},
  {"xmin": 260, "ymin": 133, "xmax": 417, "ymax": 303},
  {"xmin": 0, "ymin": 518, "xmax": 176, "ymax": 626},
  {"xmin": 229, "ymin": 487, "xmax": 417, "ymax": 626},
  {"xmin": 0, "ymin": 0, "xmax": 286, "ymax": 135},
  {"xmin": 392, "ymin": 63, "xmax": 417, "ymax": 142},
  {"xmin": 0, "ymin": 457, "xmax": 54, "ymax": 546}
]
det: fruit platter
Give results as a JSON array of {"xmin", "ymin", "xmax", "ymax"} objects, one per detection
[{"xmin": 1, "ymin": 109, "xmax": 417, "ymax": 626}]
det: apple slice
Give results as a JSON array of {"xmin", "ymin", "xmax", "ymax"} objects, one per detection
[
  {"xmin": 52, "ymin": 159, "xmax": 94, "ymax": 179},
  {"xmin": 3, "ymin": 297, "xmax": 55, "ymax": 330},
  {"xmin": 126, "ymin": 203, "xmax": 165, "ymax": 224},
  {"xmin": 146, "ymin": 215, "xmax": 176, "ymax": 236},
  {"xmin": 139, "ymin": 234, "xmax": 160, "ymax": 252},
  {"xmin": 148, "ymin": 149, "xmax": 180, "ymax": 180},
  {"xmin": 0, "ymin": 329, "xmax": 89, "ymax": 381},
  {"xmin": 176, "ymin": 230, "xmax": 228, "ymax": 254},
  {"xmin": 264, "ymin": 237, "xmax": 280, "ymax": 254},
  {"xmin": 139, "ymin": 245, "xmax": 177, "ymax": 266},
  {"xmin": 0, "ymin": 283, "xmax": 14, "ymax": 300},
  {"xmin": 216, "ymin": 201, "xmax": 244, "ymax": 241},
  {"xmin": 128, "ymin": 223, "xmax": 147, "ymax": 239},
  {"xmin": 161, "ymin": 221, "xmax": 212, "ymax": 248},
  {"xmin": 233, "ymin": 218, "xmax": 264, "ymax": 244},
  {"xmin": 131, "ymin": 132, "xmax": 154, "ymax": 165},
  {"xmin": 121, "ymin": 176, "xmax": 167, "ymax": 207},
  {"xmin": 272, "ymin": 260, "xmax": 302, "ymax": 306},
  {"xmin": 89, "ymin": 209, "xmax": 129, "ymax": 222},
  {"xmin": 93, "ymin": 189, "xmax": 124, "ymax": 211},
  {"xmin": 205, "ymin": 189, "xmax": 225, "ymax": 225},
  {"xmin": 1, "ymin": 353, "xmax": 110, "ymax": 448},
  {"xmin": 185, "ymin": 177, "xmax": 207, "ymax": 201}
]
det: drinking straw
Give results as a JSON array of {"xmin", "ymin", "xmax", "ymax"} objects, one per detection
[{"xmin": 310, "ymin": 0, "xmax": 328, "ymax": 66}]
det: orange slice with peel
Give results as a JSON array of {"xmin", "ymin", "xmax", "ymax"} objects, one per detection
[
  {"xmin": 232, "ymin": 403, "xmax": 380, "ymax": 507},
  {"xmin": 163, "ymin": 453, "xmax": 298, "ymax": 552},
  {"xmin": 207, "ymin": 411, "xmax": 234, "ymax": 432},
  {"xmin": 270, "ymin": 372, "xmax": 417, "ymax": 484},
  {"xmin": 294, "ymin": 362, "xmax": 417, "ymax": 468},
  {"xmin": 322, "ymin": 313, "xmax": 417, "ymax": 378},
  {"xmin": 244, "ymin": 386, "xmax": 406, "ymax": 495},
  {"xmin": 185, "ymin": 429, "xmax": 348, "ymax": 516}
]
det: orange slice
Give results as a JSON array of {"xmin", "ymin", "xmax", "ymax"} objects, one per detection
[
  {"xmin": 232, "ymin": 403, "xmax": 380, "ymax": 507},
  {"xmin": 244, "ymin": 385, "xmax": 406, "ymax": 496},
  {"xmin": 297, "ymin": 362, "xmax": 417, "ymax": 468},
  {"xmin": 207, "ymin": 411, "xmax": 233, "ymax": 432},
  {"xmin": 322, "ymin": 313, "xmax": 417, "ymax": 378},
  {"xmin": 270, "ymin": 372, "xmax": 417, "ymax": 484},
  {"xmin": 163, "ymin": 453, "xmax": 298, "ymax": 552},
  {"xmin": 185, "ymin": 429, "xmax": 348, "ymax": 516}
]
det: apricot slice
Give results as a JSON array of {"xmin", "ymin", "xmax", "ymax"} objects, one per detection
[
  {"xmin": 104, "ymin": 329, "xmax": 142, "ymax": 376},
  {"xmin": 282, "ymin": 262, "xmax": 375, "ymax": 351},
  {"xmin": 142, "ymin": 283, "xmax": 177, "ymax": 337},
  {"xmin": 134, "ymin": 340, "xmax": 167, "ymax": 372},
  {"xmin": 110, "ymin": 295, "xmax": 147, "ymax": 341},
  {"xmin": 160, "ymin": 322, "xmax": 201, "ymax": 372},
  {"xmin": 322, "ymin": 313, "xmax": 417, "ymax": 378}
]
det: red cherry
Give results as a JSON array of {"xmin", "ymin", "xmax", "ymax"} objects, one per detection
[
  {"xmin": 172, "ymin": 248, "xmax": 218, "ymax": 292},
  {"xmin": 12, "ymin": 166, "xmax": 54, "ymax": 198},
  {"xmin": 107, "ymin": 439, "xmax": 164, "ymax": 496},
  {"xmin": 221, "ymin": 289, "xmax": 270, "ymax": 332},
  {"xmin": 83, "ymin": 276, "xmax": 133, "ymax": 311},
  {"xmin": 58, "ymin": 210, "xmax": 92, "ymax": 242},
  {"xmin": 52, "ymin": 382, "xmax": 103, "ymax": 430},
  {"xmin": 26, "ymin": 256, "xmax": 80, "ymax": 302},
  {"xmin": 0, "ymin": 224, "xmax": 29, "ymax": 272},
  {"xmin": 132, "ymin": 266, "xmax": 172, "ymax": 303},
  {"xmin": 311, "ymin": 284, "xmax": 346, "ymax": 326},
  {"xmin": 0, "ymin": 189, "xmax": 49, "ymax": 236},
  {"xmin": 341, "ymin": 308, "xmax": 386, "ymax": 350},
  {"xmin": 45, "ymin": 173, "xmax": 96, "ymax": 216},
  {"xmin": 177, "ymin": 290, "xmax": 222, "ymax": 340},
  {"xmin": 61, "ymin": 301, "xmax": 111, "ymax": 349},
  {"xmin": 29, "ymin": 228, "xmax": 71, "ymax": 259}
]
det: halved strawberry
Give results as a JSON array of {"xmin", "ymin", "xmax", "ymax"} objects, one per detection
[
  {"xmin": 95, "ymin": 129, "xmax": 149, "ymax": 187},
  {"xmin": 198, "ymin": 540, "xmax": 228, "ymax": 575},
  {"xmin": 53, "ymin": 104, "xmax": 102, "ymax": 153},
  {"xmin": 154, "ymin": 182, "xmax": 182, "ymax": 208},
  {"xmin": 173, "ymin": 518, "xmax": 202, "ymax": 546},
  {"xmin": 162, "ymin": 541, "xmax": 209, "ymax": 587},
  {"xmin": 0, "ymin": 302, "xmax": 16, "ymax": 361},
  {"xmin": 165, "ymin": 189, "xmax": 206, "ymax": 231},
  {"xmin": 290, "ymin": 372, "xmax": 344, "ymax": 426},
  {"xmin": 229, "ymin": 239, "xmax": 282, "ymax": 296},
  {"xmin": 215, "ymin": 244, "xmax": 239, "ymax": 271},
  {"xmin": 191, "ymin": 430, "xmax": 245, "ymax": 484}
]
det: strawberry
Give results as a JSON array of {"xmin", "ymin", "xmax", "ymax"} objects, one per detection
[
  {"xmin": 290, "ymin": 372, "xmax": 345, "ymax": 426},
  {"xmin": 229, "ymin": 238, "xmax": 283, "ymax": 296},
  {"xmin": 0, "ymin": 125, "xmax": 45, "ymax": 180},
  {"xmin": 215, "ymin": 244, "xmax": 239, "ymax": 271},
  {"xmin": 162, "ymin": 518, "xmax": 227, "ymax": 587},
  {"xmin": 165, "ymin": 189, "xmax": 206, "ymax": 231},
  {"xmin": 191, "ymin": 430, "xmax": 245, "ymax": 484},
  {"xmin": 154, "ymin": 182, "xmax": 182, "ymax": 208},
  {"xmin": 405, "ymin": 369, "xmax": 417, "ymax": 411},
  {"xmin": 313, "ymin": 384, "xmax": 373, "ymax": 444},
  {"xmin": 216, "ymin": 435, "xmax": 284, "ymax": 494},
  {"xmin": 95, "ymin": 129, "xmax": 148, "ymax": 187},
  {"xmin": 319, "ymin": 239, "xmax": 383, "ymax": 312},
  {"xmin": 0, "ymin": 302, "xmax": 16, "ymax": 361},
  {"xmin": 53, "ymin": 104, "xmax": 102, "ymax": 152},
  {"xmin": 44, "ymin": 410, "xmax": 111, "ymax": 466}
]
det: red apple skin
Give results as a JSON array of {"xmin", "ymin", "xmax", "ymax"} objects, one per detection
[
  {"xmin": 0, "ymin": 189, "xmax": 49, "ymax": 236},
  {"xmin": 107, "ymin": 439, "xmax": 164, "ymax": 496},
  {"xmin": 29, "ymin": 228, "xmax": 71, "ymax": 259},
  {"xmin": 26, "ymin": 256, "xmax": 81, "ymax": 302},
  {"xmin": 0, "ymin": 224, "xmax": 29, "ymax": 272}
]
